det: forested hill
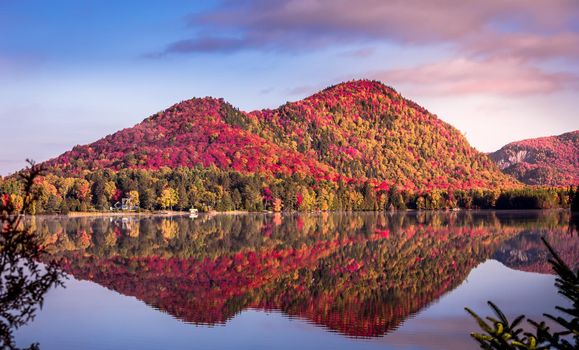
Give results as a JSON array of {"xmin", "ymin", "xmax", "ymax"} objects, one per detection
[
  {"xmin": 489, "ymin": 130, "xmax": 579, "ymax": 186},
  {"xmin": 46, "ymin": 80, "xmax": 517, "ymax": 191}
]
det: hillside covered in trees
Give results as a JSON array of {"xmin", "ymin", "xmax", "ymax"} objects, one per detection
[
  {"xmin": 489, "ymin": 130, "xmax": 578, "ymax": 186},
  {"xmin": 46, "ymin": 80, "xmax": 516, "ymax": 189},
  {"xmin": 5, "ymin": 80, "xmax": 577, "ymax": 213}
]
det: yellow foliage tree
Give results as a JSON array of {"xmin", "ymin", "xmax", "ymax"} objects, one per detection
[
  {"xmin": 128, "ymin": 190, "xmax": 140, "ymax": 207},
  {"xmin": 157, "ymin": 188, "xmax": 179, "ymax": 210},
  {"xmin": 299, "ymin": 188, "xmax": 317, "ymax": 211}
]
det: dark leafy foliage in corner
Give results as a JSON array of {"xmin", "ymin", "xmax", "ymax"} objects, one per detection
[
  {"xmin": 0, "ymin": 161, "xmax": 66, "ymax": 350},
  {"xmin": 465, "ymin": 237, "xmax": 578, "ymax": 350}
]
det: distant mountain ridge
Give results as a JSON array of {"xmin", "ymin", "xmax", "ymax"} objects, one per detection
[
  {"xmin": 489, "ymin": 131, "xmax": 578, "ymax": 186},
  {"xmin": 46, "ymin": 80, "xmax": 517, "ymax": 191}
]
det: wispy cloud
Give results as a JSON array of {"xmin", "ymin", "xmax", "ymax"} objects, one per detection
[
  {"xmin": 463, "ymin": 32, "xmax": 579, "ymax": 62},
  {"xmin": 373, "ymin": 57, "xmax": 579, "ymax": 96},
  {"xmin": 151, "ymin": 0, "xmax": 579, "ymax": 96},
  {"xmin": 285, "ymin": 84, "xmax": 322, "ymax": 97},
  {"xmin": 259, "ymin": 87, "xmax": 275, "ymax": 94},
  {"xmin": 338, "ymin": 47, "xmax": 376, "ymax": 58},
  {"xmin": 166, "ymin": 37, "xmax": 249, "ymax": 54},
  {"xmin": 163, "ymin": 0, "xmax": 579, "ymax": 53}
]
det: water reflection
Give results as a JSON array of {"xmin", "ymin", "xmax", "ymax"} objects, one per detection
[{"xmin": 34, "ymin": 211, "xmax": 577, "ymax": 338}]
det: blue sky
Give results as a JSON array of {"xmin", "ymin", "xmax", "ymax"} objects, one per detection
[{"xmin": 1, "ymin": 0, "xmax": 578, "ymax": 175}]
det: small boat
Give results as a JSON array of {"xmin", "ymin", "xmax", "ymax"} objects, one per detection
[{"xmin": 189, "ymin": 208, "xmax": 199, "ymax": 218}]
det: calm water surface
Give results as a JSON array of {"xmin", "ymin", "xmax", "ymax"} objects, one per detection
[{"xmin": 14, "ymin": 211, "xmax": 579, "ymax": 350}]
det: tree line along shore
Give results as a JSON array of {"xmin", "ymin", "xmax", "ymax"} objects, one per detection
[{"xmin": 1, "ymin": 167, "xmax": 578, "ymax": 215}]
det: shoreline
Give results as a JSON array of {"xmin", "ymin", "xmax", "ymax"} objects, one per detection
[
  {"xmin": 27, "ymin": 208, "xmax": 571, "ymax": 218},
  {"xmin": 64, "ymin": 211, "xmax": 190, "ymax": 218}
]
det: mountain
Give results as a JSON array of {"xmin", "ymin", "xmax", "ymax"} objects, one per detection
[
  {"xmin": 46, "ymin": 80, "xmax": 517, "ymax": 191},
  {"xmin": 489, "ymin": 131, "xmax": 579, "ymax": 186},
  {"xmin": 49, "ymin": 98, "xmax": 337, "ymax": 181}
]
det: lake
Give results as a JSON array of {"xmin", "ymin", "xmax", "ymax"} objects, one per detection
[{"xmin": 13, "ymin": 211, "xmax": 579, "ymax": 350}]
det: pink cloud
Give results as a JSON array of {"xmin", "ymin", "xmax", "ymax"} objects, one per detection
[
  {"xmin": 157, "ymin": 0, "xmax": 579, "ymax": 96},
  {"xmin": 375, "ymin": 57, "xmax": 579, "ymax": 96},
  {"xmin": 180, "ymin": 0, "xmax": 579, "ymax": 50},
  {"xmin": 465, "ymin": 32, "xmax": 579, "ymax": 62}
]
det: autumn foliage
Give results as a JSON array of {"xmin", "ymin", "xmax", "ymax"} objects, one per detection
[
  {"xmin": 45, "ymin": 80, "xmax": 517, "ymax": 191},
  {"xmin": 5, "ymin": 81, "xmax": 577, "ymax": 213},
  {"xmin": 490, "ymin": 130, "xmax": 578, "ymax": 186}
]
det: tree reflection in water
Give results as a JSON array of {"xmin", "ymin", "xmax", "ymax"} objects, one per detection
[
  {"xmin": 0, "ymin": 163, "xmax": 65, "ymax": 350},
  {"xmin": 36, "ymin": 210, "xmax": 577, "ymax": 338}
]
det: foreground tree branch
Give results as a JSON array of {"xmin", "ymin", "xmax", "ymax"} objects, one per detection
[{"xmin": 1, "ymin": 160, "xmax": 66, "ymax": 350}]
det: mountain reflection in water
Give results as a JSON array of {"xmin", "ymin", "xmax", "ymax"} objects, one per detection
[{"xmin": 34, "ymin": 211, "xmax": 578, "ymax": 338}]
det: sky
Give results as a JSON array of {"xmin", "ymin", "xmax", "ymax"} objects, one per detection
[{"xmin": 1, "ymin": 0, "xmax": 578, "ymax": 175}]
